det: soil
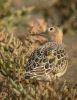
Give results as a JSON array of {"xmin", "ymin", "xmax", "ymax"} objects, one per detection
[{"xmin": 62, "ymin": 33, "xmax": 77, "ymax": 83}]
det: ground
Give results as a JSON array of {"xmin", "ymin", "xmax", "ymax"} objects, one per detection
[{"xmin": 63, "ymin": 33, "xmax": 77, "ymax": 83}]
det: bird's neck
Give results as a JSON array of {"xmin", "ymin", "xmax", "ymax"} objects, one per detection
[{"xmin": 48, "ymin": 35, "xmax": 63, "ymax": 44}]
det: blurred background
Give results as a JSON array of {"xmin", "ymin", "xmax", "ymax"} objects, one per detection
[{"xmin": 0, "ymin": 0, "xmax": 77, "ymax": 99}]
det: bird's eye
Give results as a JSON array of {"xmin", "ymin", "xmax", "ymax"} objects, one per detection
[
  {"xmin": 48, "ymin": 27, "xmax": 55, "ymax": 32},
  {"xmin": 49, "ymin": 27, "xmax": 55, "ymax": 31}
]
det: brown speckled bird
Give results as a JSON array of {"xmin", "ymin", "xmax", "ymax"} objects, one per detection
[{"xmin": 24, "ymin": 26, "xmax": 68, "ymax": 81}]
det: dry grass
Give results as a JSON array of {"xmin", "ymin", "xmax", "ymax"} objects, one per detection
[{"xmin": 0, "ymin": 31, "xmax": 77, "ymax": 100}]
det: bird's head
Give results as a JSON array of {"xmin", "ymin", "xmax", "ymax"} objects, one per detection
[
  {"xmin": 31, "ymin": 26, "xmax": 63, "ymax": 44},
  {"xmin": 46, "ymin": 26, "xmax": 63, "ymax": 44}
]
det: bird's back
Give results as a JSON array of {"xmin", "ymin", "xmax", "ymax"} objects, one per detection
[{"xmin": 25, "ymin": 42, "xmax": 68, "ymax": 81}]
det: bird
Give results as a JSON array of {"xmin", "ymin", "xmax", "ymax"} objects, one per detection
[
  {"xmin": 24, "ymin": 26, "xmax": 68, "ymax": 81},
  {"xmin": 17, "ymin": 14, "xmax": 47, "ymax": 58}
]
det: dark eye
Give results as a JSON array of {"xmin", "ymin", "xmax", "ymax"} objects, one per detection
[
  {"xmin": 50, "ymin": 27, "xmax": 54, "ymax": 31},
  {"xmin": 48, "ymin": 27, "xmax": 55, "ymax": 32}
]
